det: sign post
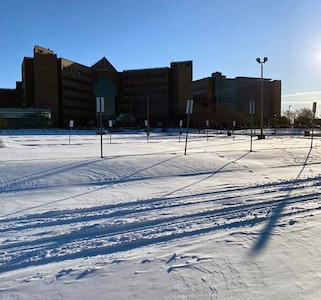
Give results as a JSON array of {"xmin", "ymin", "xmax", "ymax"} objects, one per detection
[
  {"xmin": 232, "ymin": 120, "xmax": 236, "ymax": 138},
  {"xmin": 109, "ymin": 120, "xmax": 113, "ymax": 144},
  {"xmin": 184, "ymin": 100, "xmax": 193, "ymax": 155},
  {"xmin": 69, "ymin": 119, "xmax": 74, "ymax": 145},
  {"xmin": 96, "ymin": 97, "xmax": 105, "ymax": 158},
  {"xmin": 144, "ymin": 120, "xmax": 149, "ymax": 143},
  {"xmin": 249, "ymin": 101, "xmax": 255, "ymax": 152},
  {"xmin": 179, "ymin": 120, "xmax": 183, "ymax": 142},
  {"xmin": 311, "ymin": 102, "xmax": 317, "ymax": 149},
  {"xmin": 205, "ymin": 119, "xmax": 209, "ymax": 141}
]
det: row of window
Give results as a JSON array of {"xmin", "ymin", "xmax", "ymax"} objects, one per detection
[
  {"xmin": 194, "ymin": 81, "xmax": 210, "ymax": 88},
  {"xmin": 123, "ymin": 90, "xmax": 169, "ymax": 97},
  {"xmin": 0, "ymin": 108, "xmax": 51, "ymax": 118},
  {"xmin": 63, "ymin": 96, "xmax": 93, "ymax": 103},
  {"xmin": 121, "ymin": 100, "xmax": 139, "ymax": 105},
  {"xmin": 194, "ymin": 89, "xmax": 208, "ymax": 95},
  {"xmin": 62, "ymin": 76, "xmax": 92, "ymax": 86},
  {"xmin": 62, "ymin": 66, "xmax": 91, "ymax": 77},
  {"xmin": 64, "ymin": 106, "xmax": 95, "ymax": 112},
  {"xmin": 124, "ymin": 73, "xmax": 168, "ymax": 80},
  {"xmin": 124, "ymin": 82, "xmax": 168, "ymax": 89},
  {"xmin": 63, "ymin": 85, "xmax": 92, "ymax": 94}
]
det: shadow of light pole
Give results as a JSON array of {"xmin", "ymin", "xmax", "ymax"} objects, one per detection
[{"xmin": 250, "ymin": 148, "xmax": 312, "ymax": 255}]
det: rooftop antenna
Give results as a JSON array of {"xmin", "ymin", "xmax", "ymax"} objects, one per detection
[{"xmin": 102, "ymin": 43, "xmax": 105, "ymax": 58}]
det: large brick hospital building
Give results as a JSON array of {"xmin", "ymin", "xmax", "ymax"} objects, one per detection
[{"xmin": 0, "ymin": 45, "xmax": 281, "ymax": 129}]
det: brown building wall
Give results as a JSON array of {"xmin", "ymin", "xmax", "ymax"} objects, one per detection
[
  {"xmin": 271, "ymin": 80, "xmax": 281, "ymax": 119},
  {"xmin": 21, "ymin": 57, "xmax": 35, "ymax": 107},
  {"xmin": 192, "ymin": 77, "xmax": 215, "ymax": 127},
  {"xmin": 123, "ymin": 67, "xmax": 170, "ymax": 127},
  {"xmin": 33, "ymin": 46, "xmax": 60, "ymax": 126},
  {"xmin": 21, "ymin": 46, "xmax": 97, "ymax": 128},
  {"xmin": 209, "ymin": 73, "xmax": 282, "ymax": 127},
  {"xmin": 170, "ymin": 61, "xmax": 193, "ymax": 125},
  {"xmin": 3, "ymin": 45, "xmax": 281, "ymax": 129},
  {"xmin": 236, "ymin": 77, "xmax": 281, "ymax": 126},
  {"xmin": 59, "ymin": 58, "xmax": 95, "ymax": 127},
  {"xmin": 0, "ymin": 87, "xmax": 21, "ymax": 108}
]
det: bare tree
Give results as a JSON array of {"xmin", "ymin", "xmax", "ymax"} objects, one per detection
[{"xmin": 294, "ymin": 108, "xmax": 314, "ymax": 127}]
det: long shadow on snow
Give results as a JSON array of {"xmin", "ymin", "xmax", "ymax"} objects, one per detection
[
  {"xmin": 1, "ymin": 150, "xmax": 320, "ymax": 273},
  {"xmin": 0, "ymin": 158, "xmax": 102, "ymax": 194},
  {"xmin": 0, "ymin": 192, "xmax": 319, "ymax": 274},
  {"xmin": 250, "ymin": 147, "xmax": 313, "ymax": 255},
  {"xmin": 0, "ymin": 175, "xmax": 318, "ymax": 233},
  {"xmin": 0, "ymin": 146, "xmax": 189, "ymax": 195},
  {"xmin": 0, "ymin": 155, "xmax": 183, "ymax": 218},
  {"xmin": 0, "ymin": 151, "xmax": 250, "ymax": 221},
  {"xmin": 0, "ymin": 191, "xmax": 318, "ymax": 251},
  {"xmin": 161, "ymin": 151, "xmax": 251, "ymax": 198}
]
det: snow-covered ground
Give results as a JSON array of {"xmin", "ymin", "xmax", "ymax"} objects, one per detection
[{"xmin": 0, "ymin": 130, "xmax": 320, "ymax": 299}]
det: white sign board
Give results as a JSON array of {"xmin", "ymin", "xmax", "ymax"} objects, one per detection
[
  {"xmin": 144, "ymin": 120, "xmax": 148, "ymax": 127},
  {"xmin": 96, "ymin": 97, "xmax": 105, "ymax": 113},
  {"xmin": 108, "ymin": 120, "xmax": 113, "ymax": 127},
  {"xmin": 186, "ymin": 100, "xmax": 194, "ymax": 114},
  {"xmin": 69, "ymin": 120, "xmax": 74, "ymax": 128},
  {"xmin": 179, "ymin": 120, "xmax": 183, "ymax": 127}
]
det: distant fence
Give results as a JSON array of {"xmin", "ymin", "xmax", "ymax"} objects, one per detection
[
  {"xmin": 0, "ymin": 127, "xmax": 320, "ymax": 137},
  {"xmin": 0, "ymin": 129, "xmax": 97, "ymax": 136}
]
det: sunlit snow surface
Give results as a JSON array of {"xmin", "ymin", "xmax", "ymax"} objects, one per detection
[{"xmin": 0, "ymin": 129, "xmax": 321, "ymax": 300}]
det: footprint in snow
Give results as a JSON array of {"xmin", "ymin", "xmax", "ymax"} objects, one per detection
[{"xmin": 166, "ymin": 253, "xmax": 177, "ymax": 264}]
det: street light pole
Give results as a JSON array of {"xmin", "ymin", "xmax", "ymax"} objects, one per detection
[{"xmin": 256, "ymin": 57, "xmax": 268, "ymax": 139}]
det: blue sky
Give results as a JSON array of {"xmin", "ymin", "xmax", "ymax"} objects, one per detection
[{"xmin": 1, "ymin": 0, "xmax": 321, "ymax": 115}]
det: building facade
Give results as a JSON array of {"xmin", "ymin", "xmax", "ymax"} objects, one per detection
[
  {"xmin": 13, "ymin": 46, "xmax": 193, "ymax": 128},
  {"xmin": 92, "ymin": 57, "xmax": 122, "ymax": 126},
  {"xmin": 193, "ymin": 72, "xmax": 281, "ymax": 128},
  {"xmin": 59, "ymin": 57, "xmax": 95, "ymax": 127},
  {"xmin": 122, "ymin": 67, "xmax": 170, "ymax": 127},
  {"xmin": 0, "ymin": 45, "xmax": 281, "ymax": 129},
  {"xmin": 169, "ymin": 61, "xmax": 193, "ymax": 126},
  {"xmin": 0, "ymin": 108, "xmax": 51, "ymax": 128},
  {"xmin": 0, "ymin": 83, "xmax": 22, "ymax": 108},
  {"xmin": 192, "ymin": 77, "xmax": 215, "ymax": 127}
]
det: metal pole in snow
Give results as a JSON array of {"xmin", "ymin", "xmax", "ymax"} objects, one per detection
[
  {"xmin": 184, "ymin": 100, "xmax": 193, "ymax": 155},
  {"xmin": 249, "ymin": 101, "xmax": 255, "ymax": 152},
  {"xmin": 184, "ymin": 113, "xmax": 190, "ymax": 155},
  {"xmin": 311, "ymin": 102, "xmax": 317, "ymax": 149},
  {"xmin": 100, "ymin": 106, "xmax": 103, "ymax": 158}
]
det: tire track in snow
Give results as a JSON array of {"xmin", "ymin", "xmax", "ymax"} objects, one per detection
[
  {"xmin": 0, "ymin": 176, "xmax": 320, "ymax": 273},
  {"xmin": 0, "ymin": 175, "xmax": 319, "ymax": 232}
]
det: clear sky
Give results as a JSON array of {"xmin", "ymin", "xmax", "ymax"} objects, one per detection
[{"xmin": 1, "ymin": 0, "xmax": 321, "ymax": 115}]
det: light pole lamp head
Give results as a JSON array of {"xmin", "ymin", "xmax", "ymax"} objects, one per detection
[{"xmin": 256, "ymin": 57, "xmax": 268, "ymax": 63}]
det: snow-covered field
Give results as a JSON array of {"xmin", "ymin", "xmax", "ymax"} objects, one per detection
[{"xmin": 0, "ymin": 130, "xmax": 320, "ymax": 299}]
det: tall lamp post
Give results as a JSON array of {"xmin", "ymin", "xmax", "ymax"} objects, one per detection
[{"xmin": 256, "ymin": 57, "xmax": 268, "ymax": 139}]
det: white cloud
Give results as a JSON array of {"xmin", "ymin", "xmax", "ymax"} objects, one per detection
[{"xmin": 281, "ymin": 91, "xmax": 321, "ymax": 115}]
